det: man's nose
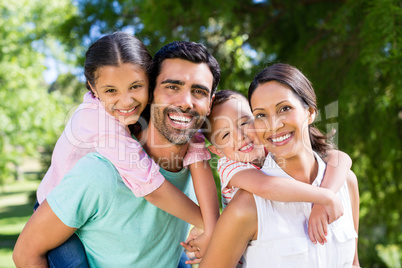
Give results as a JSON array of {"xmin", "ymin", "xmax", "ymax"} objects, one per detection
[{"xmin": 176, "ymin": 90, "xmax": 194, "ymax": 111}]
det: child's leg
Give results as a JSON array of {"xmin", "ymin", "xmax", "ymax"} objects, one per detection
[
  {"xmin": 33, "ymin": 200, "xmax": 89, "ymax": 268},
  {"xmin": 47, "ymin": 234, "xmax": 89, "ymax": 268},
  {"xmin": 347, "ymin": 171, "xmax": 360, "ymax": 267}
]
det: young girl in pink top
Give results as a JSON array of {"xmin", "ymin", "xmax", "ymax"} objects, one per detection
[{"xmin": 35, "ymin": 32, "xmax": 218, "ymax": 267}]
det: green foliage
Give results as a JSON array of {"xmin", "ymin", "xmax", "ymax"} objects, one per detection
[
  {"xmin": 376, "ymin": 244, "xmax": 402, "ymax": 268},
  {"xmin": 2, "ymin": 0, "xmax": 400, "ymax": 266},
  {"xmin": 59, "ymin": 1, "xmax": 400, "ymax": 266},
  {"xmin": 0, "ymin": 0, "xmax": 79, "ymax": 184}
]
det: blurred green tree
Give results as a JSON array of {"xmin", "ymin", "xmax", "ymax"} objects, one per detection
[
  {"xmin": 0, "ymin": 0, "xmax": 82, "ymax": 183},
  {"xmin": 56, "ymin": 0, "xmax": 401, "ymax": 266},
  {"xmin": 2, "ymin": 0, "xmax": 399, "ymax": 266}
]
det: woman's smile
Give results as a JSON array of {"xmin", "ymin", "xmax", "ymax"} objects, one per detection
[{"xmin": 268, "ymin": 132, "xmax": 294, "ymax": 146}]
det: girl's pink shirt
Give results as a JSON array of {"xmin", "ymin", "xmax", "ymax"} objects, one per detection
[{"xmin": 37, "ymin": 92, "xmax": 210, "ymax": 204}]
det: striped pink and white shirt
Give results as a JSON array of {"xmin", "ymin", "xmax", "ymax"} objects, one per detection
[{"xmin": 217, "ymin": 157, "xmax": 260, "ymax": 209}]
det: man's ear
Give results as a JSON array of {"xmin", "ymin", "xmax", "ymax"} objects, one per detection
[
  {"xmin": 206, "ymin": 94, "xmax": 215, "ymax": 116},
  {"xmin": 208, "ymin": 144, "xmax": 224, "ymax": 157},
  {"xmin": 308, "ymin": 107, "xmax": 316, "ymax": 125}
]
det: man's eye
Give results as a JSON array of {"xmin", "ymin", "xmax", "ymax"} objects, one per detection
[
  {"xmin": 167, "ymin": 85, "xmax": 177, "ymax": 90},
  {"xmin": 194, "ymin": 89, "xmax": 207, "ymax": 96},
  {"xmin": 222, "ymin": 133, "xmax": 229, "ymax": 139}
]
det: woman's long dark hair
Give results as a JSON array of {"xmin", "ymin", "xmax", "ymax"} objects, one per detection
[
  {"xmin": 248, "ymin": 63, "xmax": 335, "ymax": 157},
  {"xmin": 84, "ymin": 32, "xmax": 152, "ymax": 134}
]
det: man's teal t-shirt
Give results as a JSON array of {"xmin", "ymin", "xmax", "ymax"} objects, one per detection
[{"xmin": 47, "ymin": 152, "xmax": 192, "ymax": 267}]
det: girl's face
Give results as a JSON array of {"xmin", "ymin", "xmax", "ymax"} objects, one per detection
[
  {"xmin": 91, "ymin": 63, "xmax": 149, "ymax": 126},
  {"xmin": 209, "ymin": 97, "xmax": 265, "ymax": 165},
  {"xmin": 250, "ymin": 81, "xmax": 315, "ymax": 160}
]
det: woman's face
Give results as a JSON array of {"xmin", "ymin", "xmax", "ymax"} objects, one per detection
[
  {"xmin": 250, "ymin": 81, "xmax": 315, "ymax": 160},
  {"xmin": 91, "ymin": 63, "xmax": 149, "ymax": 126},
  {"xmin": 209, "ymin": 97, "xmax": 265, "ymax": 165}
]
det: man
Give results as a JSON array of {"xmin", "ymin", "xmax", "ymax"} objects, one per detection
[
  {"xmin": 13, "ymin": 41, "xmax": 220, "ymax": 267},
  {"xmin": 142, "ymin": 41, "xmax": 220, "ymax": 170}
]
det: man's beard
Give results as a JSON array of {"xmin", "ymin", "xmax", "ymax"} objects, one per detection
[{"xmin": 151, "ymin": 105, "xmax": 205, "ymax": 145}]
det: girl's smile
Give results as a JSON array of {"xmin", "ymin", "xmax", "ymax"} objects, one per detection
[
  {"xmin": 239, "ymin": 141, "xmax": 255, "ymax": 153},
  {"xmin": 91, "ymin": 63, "xmax": 149, "ymax": 126}
]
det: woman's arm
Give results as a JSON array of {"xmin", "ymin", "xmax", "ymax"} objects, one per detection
[
  {"xmin": 199, "ymin": 190, "xmax": 257, "ymax": 268},
  {"xmin": 13, "ymin": 200, "xmax": 77, "ymax": 267},
  {"xmin": 347, "ymin": 170, "xmax": 360, "ymax": 267}
]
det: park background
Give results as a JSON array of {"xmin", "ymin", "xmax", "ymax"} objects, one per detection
[{"xmin": 0, "ymin": 0, "xmax": 400, "ymax": 267}]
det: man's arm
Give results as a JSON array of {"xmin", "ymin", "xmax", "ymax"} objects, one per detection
[{"xmin": 13, "ymin": 200, "xmax": 77, "ymax": 267}]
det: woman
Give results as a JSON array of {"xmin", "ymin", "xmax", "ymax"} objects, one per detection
[{"xmin": 199, "ymin": 63, "xmax": 359, "ymax": 267}]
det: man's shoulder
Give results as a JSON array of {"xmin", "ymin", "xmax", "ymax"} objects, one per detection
[{"xmin": 67, "ymin": 152, "xmax": 120, "ymax": 186}]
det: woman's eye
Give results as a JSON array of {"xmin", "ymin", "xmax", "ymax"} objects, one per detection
[
  {"xmin": 279, "ymin": 106, "xmax": 291, "ymax": 113},
  {"xmin": 222, "ymin": 133, "xmax": 229, "ymax": 139},
  {"xmin": 105, "ymin": 89, "xmax": 116, "ymax": 93}
]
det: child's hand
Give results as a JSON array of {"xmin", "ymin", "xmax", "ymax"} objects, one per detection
[
  {"xmin": 181, "ymin": 232, "xmax": 211, "ymax": 265},
  {"xmin": 188, "ymin": 232, "xmax": 210, "ymax": 256},
  {"xmin": 323, "ymin": 192, "xmax": 344, "ymax": 223},
  {"xmin": 180, "ymin": 226, "xmax": 205, "ymax": 265},
  {"xmin": 308, "ymin": 204, "xmax": 329, "ymax": 245},
  {"xmin": 184, "ymin": 226, "xmax": 204, "ymax": 244},
  {"xmin": 308, "ymin": 193, "xmax": 344, "ymax": 245}
]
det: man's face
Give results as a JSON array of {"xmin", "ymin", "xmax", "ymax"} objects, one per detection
[{"xmin": 151, "ymin": 58, "xmax": 214, "ymax": 145}]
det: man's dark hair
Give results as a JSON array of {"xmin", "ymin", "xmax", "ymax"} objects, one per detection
[{"xmin": 148, "ymin": 41, "xmax": 221, "ymax": 102}]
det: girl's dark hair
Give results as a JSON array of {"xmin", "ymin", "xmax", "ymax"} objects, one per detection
[
  {"xmin": 202, "ymin": 90, "xmax": 247, "ymax": 141},
  {"xmin": 84, "ymin": 32, "xmax": 152, "ymax": 134},
  {"xmin": 211, "ymin": 89, "xmax": 247, "ymax": 107},
  {"xmin": 248, "ymin": 63, "xmax": 335, "ymax": 157}
]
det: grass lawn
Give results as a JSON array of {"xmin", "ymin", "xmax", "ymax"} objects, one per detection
[{"xmin": 0, "ymin": 177, "xmax": 39, "ymax": 268}]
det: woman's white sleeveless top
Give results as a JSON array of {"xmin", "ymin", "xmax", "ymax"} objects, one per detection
[{"xmin": 242, "ymin": 152, "xmax": 357, "ymax": 268}]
